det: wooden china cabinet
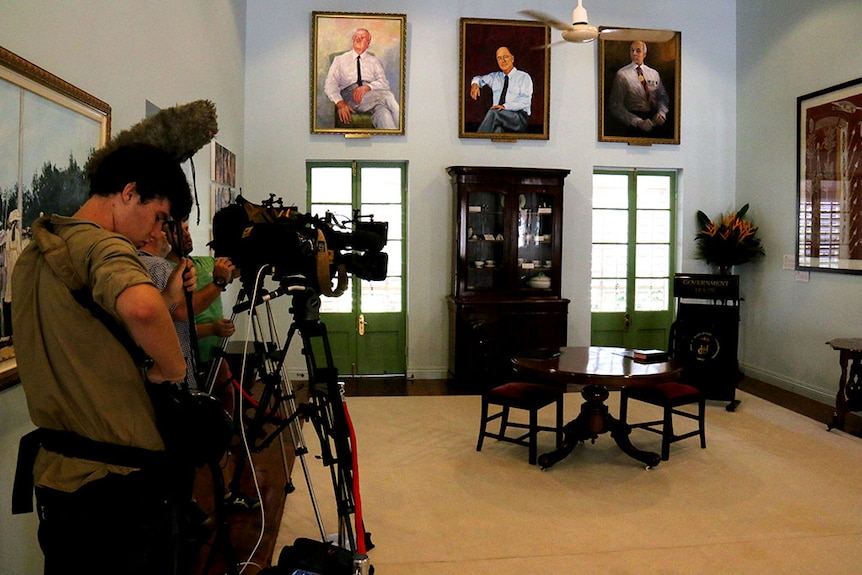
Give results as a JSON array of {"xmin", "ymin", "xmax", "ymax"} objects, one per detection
[{"xmin": 446, "ymin": 166, "xmax": 570, "ymax": 390}]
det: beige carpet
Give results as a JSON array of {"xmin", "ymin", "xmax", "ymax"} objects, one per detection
[{"xmin": 276, "ymin": 391, "xmax": 862, "ymax": 574}]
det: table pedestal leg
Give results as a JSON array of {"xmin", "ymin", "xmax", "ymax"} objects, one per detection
[
  {"xmin": 538, "ymin": 384, "xmax": 662, "ymax": 469},
  {"xmin": 828, "ymin": 351, "xmax": 849, "ymax": 431}
]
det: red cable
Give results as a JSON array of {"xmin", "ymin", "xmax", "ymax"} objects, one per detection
[
  {"xmin": 342, "ymin": 400, "xmax": 366, "ymax": 554},
  {"xmin": 230, "ymin": 377, "xmax": 285, "ymax": 421}
]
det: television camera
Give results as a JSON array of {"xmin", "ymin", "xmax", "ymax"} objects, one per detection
[{"xmin": 210, "ymin": 194, "xmax": 388, "ymax": 297}]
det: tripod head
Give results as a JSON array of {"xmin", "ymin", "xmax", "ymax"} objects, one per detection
[{"xmin": 231, "ymin": 268, "xmax": 323, "ymax": 325}]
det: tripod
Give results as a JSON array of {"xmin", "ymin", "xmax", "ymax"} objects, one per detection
[{"xmin": 206, "ymin": 268, "xmax": 372, "ymax": 571}]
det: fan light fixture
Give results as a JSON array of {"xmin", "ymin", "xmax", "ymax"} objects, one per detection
[{"xmin": 563, "ymin": 1, "xmax": 599, "ymax": 43}]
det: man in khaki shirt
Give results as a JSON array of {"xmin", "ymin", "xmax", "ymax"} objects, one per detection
[{"xmin": 12, "ymin": 144, "xmax": 195, "ymax": 575}]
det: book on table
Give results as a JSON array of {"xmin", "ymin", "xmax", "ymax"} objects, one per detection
[{"xmin": 619, "ymin": 349, "xmax": 669, "ymax": 362}]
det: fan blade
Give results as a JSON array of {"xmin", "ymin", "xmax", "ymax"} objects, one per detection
[
  {"xmin": 527, "ymin": 39, "xmax": 568, "ymax": 51},
  {"xmin": 519, "ymin": 9, "xmax": 574, "ymax": 32},
  {"xmin": 598, "ymin": 26, "xmax": 676, "ymax": 43}
]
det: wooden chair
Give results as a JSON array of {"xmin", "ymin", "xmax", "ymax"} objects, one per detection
[
  {"xmin": 476, "ymin": 381, "xmax": 564, "ymax": 465},
  {"xmin": 619, "ymin": 380, "xmax": 706, "ymax": 461}
]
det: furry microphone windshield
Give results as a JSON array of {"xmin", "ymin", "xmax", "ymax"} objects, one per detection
[{"xmin": 84, "ymin": 99, "xmax": 218, "ymax": 178}]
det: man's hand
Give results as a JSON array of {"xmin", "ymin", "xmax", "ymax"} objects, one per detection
[
  {"xmin": 636, "ymin": 118, "xmax": 654, "ymax": 132},
  {"xmin": 652, "ymin": 113, "xmax": 666, "ymax": 127},
  {"xmin": 336, "ymin": 100, "xmax": 353, "ymax": 124},
  {"xmin": 164, "ymin": 258, "xmax": 197, "ymax": 308},
  {"xmin": 212, "ymin": 257, "xmax": 235, "ymax": 286},
  {"xmin": 352, "ymin": 84, "xmax": 371, "ymax": 105},
  {"xmin": 470, "ymin": 83, "xmax": 481, "ymax": 100},
  {"xmin": 212, "ymin": 318, "xmax": 235, "ymax": 338}
]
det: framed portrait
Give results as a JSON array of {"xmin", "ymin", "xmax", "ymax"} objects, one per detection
[
  {"xmin": 459, "ymin": 18, "xmax": 550, "ymax": 141},
  {"xmin": 598, "ymin": 29, "xmax": 681, "ymax": 145},
  {"xmin": 0, "ymin": 45, "xmax": 110, "ymax": 388},
  {"xmin": 310, "ymin": 11, "xmax": 406, "ymax": 137},
  {"xmin": 796, "ymin": 76, "xmax": 862, "ymax": 274}
]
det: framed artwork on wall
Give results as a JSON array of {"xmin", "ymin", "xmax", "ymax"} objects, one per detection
[
  {"xmin": 796, "ymin": 76, "xmax": 862, "ymax": 274},
  {"xmin": 210, "ymin": 140, "xmax": 238, "ymax": 220},
  {"xmin": 211, "ymin": 141, "xmax": 236, "ymax": 187},
  {"xmin": 598, "ymin": 29, "xmax": 681, "ymax": 145},
  {"xmin": 0, "ymin": 45, "xmax": 111, "ymax": 387},
  {"xmin": 459, "ymin": 18, "xmax": 550, "ymax": 141},
  {"xmin": 310, "ymin": 11, "xmax": 406, "ymax": 137}
]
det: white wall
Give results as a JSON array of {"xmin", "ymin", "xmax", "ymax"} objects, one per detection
[
  {"xmin": 243, "ymin": 0, "xmax": 738, "ymax": 379},
  {"xmin": 0, "ymin": 2, "xmax": 247, "ymax": 572},
  {"xmin": 737, "ymin": 0, "xmax": 862, "ymax": 402}
]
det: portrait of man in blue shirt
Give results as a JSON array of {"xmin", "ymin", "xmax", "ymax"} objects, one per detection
[{"xmin": 469, "ymin": 46, "xmax": 533, "ymax": 133}]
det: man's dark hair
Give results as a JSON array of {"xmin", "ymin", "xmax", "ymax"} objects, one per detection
[{"xmin": 89, "ymin": 143, "xmax": 193, "ymax": 221}]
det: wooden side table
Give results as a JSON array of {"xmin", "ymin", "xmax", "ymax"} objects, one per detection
[{"xmin": 826, "ymin": 338, "xmax": 862, "ymax": 431}]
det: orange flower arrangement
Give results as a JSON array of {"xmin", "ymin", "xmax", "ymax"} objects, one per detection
[{"xmin": 694, "ymin": 203, "xmax": 765, "ymax": 271}]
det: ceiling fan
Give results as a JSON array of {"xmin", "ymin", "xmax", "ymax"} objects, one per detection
[{"xmin": 521, "ymin": 1, "xmax": 675, "ymax": 44}]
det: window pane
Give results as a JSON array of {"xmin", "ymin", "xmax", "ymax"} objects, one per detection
[
  {"xmin": 634, "ymin": 278, "xmax": 669, "ymax": 311},
  {"xmin": 382, "ymin": 240, "xmax": 402, "ymax": 276},
  {"xmin": 593, "ymin": 174, "xmax": 629, "ymax": 208},
  {"xmin": 591, "ymin": 244, "xmax": 627, "ymax": 278},
  {"xmin": 636, "ymin": 175, "xmax": 670, "ymax": 209},
  {"xmin": 635, "ymin": 244, "xmax": 669, "ymax": 277},
  {"xmin": 361, "ymin": 276, "xmax": 401, "ymax": 312},
  {"xmin": 311, "ymin": 167, "xmax": 352, "ymax": 203},
  {"xmin": 320, "ymin": 277, "xmax": 354, "ymax": 313},
  {"xmin": 361, "ymin": 167, "xmax": 402, "ymax": 204},
  {"xmin": 311, "ymin": 203, "xmax": 351, "ymax": 222},
  {"xmin": 591, "ymin": 279, "xmax": 626, "ymax": 312},
  {"xmin": 360, "ymin": 204, "xmax": 402, "ymax": 241},
  {"xmin": 636, "ymin": 210, "xmax": 670, "ymax": 243},
  {"xmin": 592, "ymin": 209, "xmax": 628, "ymax": 243}
]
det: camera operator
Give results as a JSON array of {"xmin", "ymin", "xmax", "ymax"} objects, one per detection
[
  {"xmin": 166, "ymin": 219, "xmax": 236, "ymax": 390},
  {"xmin": 12, "ymin": 144, "xmax": 195, "ymax": 575},
  {"xmin": 138, "ymin": 220, "xmax": 238, "ymax": 549},
  {"xmin": 138, "ymin": 220, "xmax": 235, "ymax": 391}
]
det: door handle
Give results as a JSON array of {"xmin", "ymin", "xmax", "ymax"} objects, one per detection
[
  {"xmin": 624, "ymin": 313, "xmax": 631, "ymax": 332},
  {"xmin": 358, "ymin": 314, "xmax": 368, "ymax": 336}
]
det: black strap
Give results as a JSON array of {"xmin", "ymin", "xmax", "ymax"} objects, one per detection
[
  {"xmin": 12, "ymin": 428, "xmax": 167, "ymax": 514},
  {"xmin": 11, "ymin": 430, "xmax": 42, "ymax": 514}
]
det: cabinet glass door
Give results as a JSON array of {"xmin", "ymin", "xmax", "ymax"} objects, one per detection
[
  {"xmin": 517, "ymin": 191, "xmax": 555, "ymax": 291},
  {"xmin": 465, "ymin": 188, "xmax": 506, "ymax": 292}
]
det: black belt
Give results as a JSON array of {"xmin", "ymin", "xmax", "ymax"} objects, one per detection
[{"xmin": 12, "ymin": 428, "xmax": 167, "ymax": 514}]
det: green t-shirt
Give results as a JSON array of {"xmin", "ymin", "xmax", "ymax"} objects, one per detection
[{"xmin": 190, "ymin": 255, "xmax": 225, "ymax": 364}]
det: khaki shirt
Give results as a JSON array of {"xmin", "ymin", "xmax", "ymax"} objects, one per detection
[{"xmin": 12, "ymin": 215, "xmax": 165, "ymax": 492}]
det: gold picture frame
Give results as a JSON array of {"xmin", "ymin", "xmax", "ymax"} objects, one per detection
[
  {"xmin": 0, "ymin": 45, "xmax": 111, "ymax": 389},
  {"xmin": 459, "ymin": 18, "xmax": 550, "ymax": 141},
  {"xmin": 598, "ymin": 29, "xmax": 681, "ymax": 145},
  {"xmin": 310, "ymin": 11, "xmax": 406, "ymax": 137}
]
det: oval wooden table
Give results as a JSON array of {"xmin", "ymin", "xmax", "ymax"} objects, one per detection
[{"xmin": 512, "ymin": 346, "xmax": 683, "ymax": 469}]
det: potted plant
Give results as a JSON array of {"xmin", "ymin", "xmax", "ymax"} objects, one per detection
[{"xmin": 694, "ymin": 203, "xmax": 765, "ymax": 275}]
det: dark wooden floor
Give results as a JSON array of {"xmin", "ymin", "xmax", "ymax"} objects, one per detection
[{"xmin": 187, "ymin": 374, "xmax": 860, "ymax": 574}]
